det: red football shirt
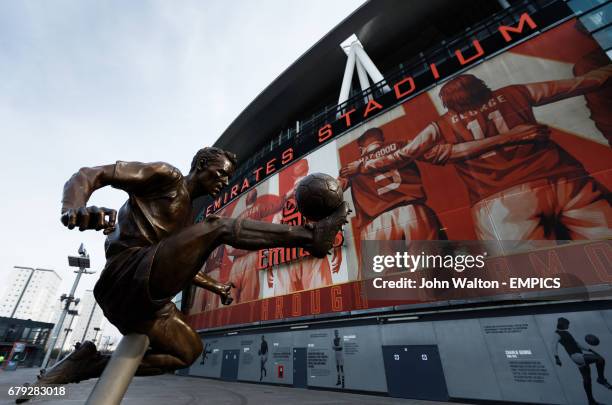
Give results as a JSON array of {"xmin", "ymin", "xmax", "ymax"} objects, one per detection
[
  {"xmin": 434, "ymin": 85, "xmax": 585, "ymax": 204},
  {"xmin": 346, "ymin": 141, "xmax": 425, "ymax": 221}
]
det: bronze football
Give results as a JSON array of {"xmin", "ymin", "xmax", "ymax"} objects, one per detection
[{"xmin": 295, "ymin": 173, "xmax": 343, "ymax": 221}]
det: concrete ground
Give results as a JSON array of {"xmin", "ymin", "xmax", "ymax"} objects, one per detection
[{"xmin": 0, "ymin": 367, "xmax": 467, "ymax": 405}]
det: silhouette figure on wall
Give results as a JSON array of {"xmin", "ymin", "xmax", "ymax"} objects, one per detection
[
  {"xmin": 258, "ymin": 335, "xmax": 268, "ymax": 381},
  {"xmin": 554, "ymin": 317, "xmax": 612, "ymax": 405},
  {"xmin": 332, "ymin": 330, "xmax": 345, "ymax": 388},
  {"xmin": 200, "ymin": 343, "xmax": 212, "ymax": 365}
]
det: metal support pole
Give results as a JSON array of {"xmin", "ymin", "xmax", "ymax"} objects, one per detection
[
  {"xmin": 337, "ymin": 43, "xmax": 357, "ymax": 108},
  {"xmin": 355, "ymin": 58, "xmax": 371, "ymax": 103},
  {"xmin": 41, "ymin": 270, "xmax": 82, "ymax": 369},
  {"xmin": 41, "ymin": 244, "xmax": 94, "ymax": 369},
  {"xmin": 42, "ymin": 302, "xmax": 68, "ymax": 368},
  {"xmin": 353, "ymin": 44, "xmax": 391, "ymax": 93},
  {"xmin": 57, "ymin": 311, "xmax": 78, "ymax": 362},
  {"xmin": 86, "ymin": 334, "xmax": 150, "ymax": 405}
]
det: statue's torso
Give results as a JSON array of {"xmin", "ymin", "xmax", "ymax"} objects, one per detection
[{"xmin": 105, "ymin": 161, "xmax": 192, "ymax": 256}]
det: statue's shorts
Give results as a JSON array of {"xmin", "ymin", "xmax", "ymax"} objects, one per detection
[{"xmin": 94, "ymin": 244, "xmax": 170, "ymax": 335}]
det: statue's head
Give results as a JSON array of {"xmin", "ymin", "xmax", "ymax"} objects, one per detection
[{"xmin": 190, "ymin": 147, "xmax": 238, "ymax": 197}]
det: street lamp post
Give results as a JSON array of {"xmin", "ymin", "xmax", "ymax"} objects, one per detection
[
  {"xmin": 57, "ymin": 309, "xmax": 79, "ymax": 363},
  {"xmin": 10, "ymin": 266, "xmax": 55, "ymax": 319},
  {"xmin": 41, "ymin": 243, "xmax": 95, "ymax": 370}
]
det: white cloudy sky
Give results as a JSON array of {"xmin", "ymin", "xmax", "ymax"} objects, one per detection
[{"xmin": 0, "ymin": 0, "xmax": 364, "ymax": 339}]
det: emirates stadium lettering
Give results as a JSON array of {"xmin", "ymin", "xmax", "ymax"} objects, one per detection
[
  {"xmin": 204, "ymin": 12, "xmax": 538, "ymax": 217},
  {"xmin": 317, "ymin": 13, "xmax": 538, "ymax": 143}
]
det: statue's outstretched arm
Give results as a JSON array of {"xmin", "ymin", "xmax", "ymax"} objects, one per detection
[{"xmin": 61, "ymin": 161, "xmax": 181, "ymax": 233}]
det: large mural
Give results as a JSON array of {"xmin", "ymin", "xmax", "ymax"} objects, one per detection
[{"xmin": 185, "ymin": 19, "xmax": 612, "ymax": 329}]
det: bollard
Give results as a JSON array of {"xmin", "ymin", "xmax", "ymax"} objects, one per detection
[{"xmin": 86, "ymin": 334, "xmax": 150, "ymax": 405}]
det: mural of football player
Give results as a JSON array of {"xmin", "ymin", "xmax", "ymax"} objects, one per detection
[
  {"xmin": 341, "ymin": 66, "xmax": 612, "ymax": 240},
  {"xmin": 332, "ymin": 329, "xmax": 345, "ymax": 388},
  {"xmin": 200, "ymin": 343, "xmax": 212, "ymax": 365},
  {"xmin": 572, "ymin": 23, "xmax": 612, "ymax": 146},
  {"xmin": 338, "ymin": 127, "xmax": 445, "ymax": 244},
  {"xmin": 258, "ymin": 335, "xmax": 268, "ymax": 381},
  {"xmin": 228, "ymin": 189, "xmax": 284, "ymax": 303},
  {"xmin": 554, "ymin": 317, "xmax": 612, "ymax": 405},
  {"xmin": 268, "ymin": 159, "xmax": 341, "ymax": 296}
]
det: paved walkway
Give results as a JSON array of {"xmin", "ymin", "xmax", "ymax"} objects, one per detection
[{"xmin": 0, "ymin": 367, "xmax": 467, "ymax": 405}]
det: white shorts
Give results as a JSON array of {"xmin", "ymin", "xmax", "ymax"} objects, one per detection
[
  {"xmin": 472, "ymin": 177, "xmax": 611, "ymax": 240},
  {"xmin": 361, "ymin": 204, "xmax": 442, "ymax": 241},
  {"xmin": 272, "ymin": 255, "xmax": 333, "ymax": 296}
]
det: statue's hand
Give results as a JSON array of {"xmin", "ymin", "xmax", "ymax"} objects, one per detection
[
  {"xmin": 61, "ymin": 206, "xmax": 117, "ymax": 233},
  {"xmin": 219, "ymin": 282, "xmax": 236, "ymax": 306}
]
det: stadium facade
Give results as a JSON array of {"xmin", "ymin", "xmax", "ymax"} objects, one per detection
[{"xmin": 181, "ymin": 1, "xmax": 612, "ymax": 403}]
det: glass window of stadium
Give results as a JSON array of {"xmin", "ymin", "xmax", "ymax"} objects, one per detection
[{"xmin": 580, "ymin": 3, "xmax": 611, "ymax": 30}]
